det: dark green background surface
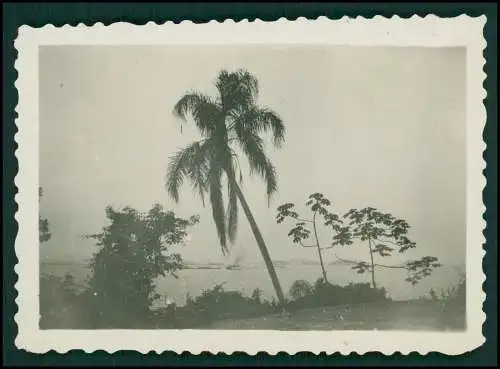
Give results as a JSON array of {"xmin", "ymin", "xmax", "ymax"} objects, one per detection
[{"xmin": 3, "ymin": 3, "xmax": 497, "ymax": 366}]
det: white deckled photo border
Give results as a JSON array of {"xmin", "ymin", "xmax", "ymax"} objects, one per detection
[{"xmin": 14, "ymin": 15, "xmax": 487, "ymax": 355}]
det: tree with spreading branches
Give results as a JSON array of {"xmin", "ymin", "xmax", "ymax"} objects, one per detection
[
  {"xmin": 165, "ymin": 69, "xmax": 287, "ymax": 307},
  {"xmin": 276, "ymin": 193, "xmax": 339, "ymax": 283},
  {"xmin": 84, "ymin": 204, "xmax": 199, "ymax": 326},
  {"xmin": 335, "ymin": 207, "xmax": 441, "ymax": 288},
  {"xmin": 277, "ymin": 193, "xmax": 441, "ymax": 289}
]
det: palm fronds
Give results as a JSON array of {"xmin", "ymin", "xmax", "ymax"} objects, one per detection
[
  {"xmin": 168, "ymin": 69, "xmax": 284, "ymax": 251},
  {"xmin": 231, "ymin": 106, "xmax": 285, "ymax": 148},
  {"xmin": 216, "ymin": 69, "xmax": 259, "ymax": 113},
  {"xmin": 165, "ymin": 140, "xmax": 211, "ymax": 204},
  {"xmin": 235, "ymin": 130, "xmax": 278, "ymax": 203},
  {"xmin": 173, "ymin": 92, "xmax": 222, "ymax": 137}
]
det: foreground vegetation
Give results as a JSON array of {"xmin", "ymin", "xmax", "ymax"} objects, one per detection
[
  {"xmin": 39, "ymin": 190, "xmax": 463, "ymax": 331},
  {"xmin": 38, "ymin": 69, "xmax": 461, "ymax": 331},
  {"xmin": 204, "ymin": 277, "xmax": 466, "ymax": 331},
  {"xmin": 40, "ymin": 272, "xmax": 465, "ymax": 330}
]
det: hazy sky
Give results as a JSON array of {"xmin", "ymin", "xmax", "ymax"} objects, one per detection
[{"xmin": 39, "ymin": 45, "xmax": 466, "ymax": 266}]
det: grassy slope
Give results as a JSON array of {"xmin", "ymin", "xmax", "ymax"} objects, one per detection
[{"xmin": 203, "ymin": 300, "xmax": 465, "ymax": 331}]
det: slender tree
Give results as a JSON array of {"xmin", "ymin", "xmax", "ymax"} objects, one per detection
[
  {"xmin": 276, "ymin": 193, "xmax": 339, "ymax": 283},
  {"xmin": 334, "ymin": 207, "xmax": 441, "ymax": 288},
  {"xmin": 166, "ymin": 69, "xmax": 287, "ymax": 306},
  {"xmin": 278, "ymin": 194, "xmax": 442, "ymax": 289}
]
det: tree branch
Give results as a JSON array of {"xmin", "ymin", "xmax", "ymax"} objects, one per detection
[
  {"xmin": 298, "ymin": 240, "xmax": 317, "ymax": 248},
  {"xmin": 374, "ymin": 263, "xmax": 407, "ymax": 269},
  {"xmin": 332, "ymin": 253, "xmax": 407, "ymax": 269},
  {"xmin": 298, "ymin": 218, "xmax": 313, "ymax": 223},
  {"xmin": 375, "ymin": 237, "xmax": 399, "ymax": 246}
]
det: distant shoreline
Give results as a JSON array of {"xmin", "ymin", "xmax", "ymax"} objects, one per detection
[{"xmin": 40, "ymin": 259, "xmax": 465, "ymax": 271}]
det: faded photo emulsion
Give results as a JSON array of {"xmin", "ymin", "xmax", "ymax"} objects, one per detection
[{"xmin": 15, "ymin": 16, "xmax": 486, "ymax": 354}]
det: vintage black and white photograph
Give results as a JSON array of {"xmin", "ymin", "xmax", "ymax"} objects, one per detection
[{"xmin": 14, "ymin": 16, "xmax": 486, "ymax": 354}]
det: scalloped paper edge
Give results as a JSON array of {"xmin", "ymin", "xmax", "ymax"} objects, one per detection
[{"xmin": 13, "ymin": 15, "xmax": 487, "ymax": 355}]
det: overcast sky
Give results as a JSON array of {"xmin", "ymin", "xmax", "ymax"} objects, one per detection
[{"xmin": 39, "ymin": 45, "xmax": 466, "ymax": 266}]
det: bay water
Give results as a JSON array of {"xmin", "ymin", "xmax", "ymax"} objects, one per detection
[{"xmin": 41, "ymin": 261, "xmax": 464, "ymax": 309}]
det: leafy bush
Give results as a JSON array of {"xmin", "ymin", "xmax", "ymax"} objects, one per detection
[
  {"xmin": 40, "ymin": 273, "xmax": 82, "ymax": 329},
  {"xmin": 41, "ymin": 274, "xmax": 391, "ymax": 329},
  {"xmin": 154, "ymin": 284, "xmax": 276, "ymax": 328},
  {"xmin": 287, "ymin": 278, "xmax": 388, "ymax": 311},
  {"xmin": 251, "ymin": 288, "xmax": 264, "ymax": 303},
  {"xmin": 438, "ymin": 277, "xmax": 466, "ymax": 329},
  {"xmin": 82, "ymin": 204, "xmax": 198, "ymax": 328},
  {"xmin": 289, "ymin": 279, "xmax": 314, "ymax": 300}
]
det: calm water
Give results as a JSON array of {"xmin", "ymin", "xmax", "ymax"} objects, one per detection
[{"xmin": 41, "ymin": 262, "xmax": 464, "ymax": 308}]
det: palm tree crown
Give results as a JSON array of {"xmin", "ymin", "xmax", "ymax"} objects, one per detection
[{"xmin": 166, "ymin": 69, "xmax": 285, "ymax": 254}]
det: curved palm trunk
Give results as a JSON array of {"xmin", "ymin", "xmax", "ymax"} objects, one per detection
[{"xmin": 232, "ymin": 181, "xmax": 287, "ymax": 307}]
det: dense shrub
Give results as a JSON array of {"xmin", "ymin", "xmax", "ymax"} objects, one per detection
[
  {"xmin": 439, "ymin": 277, "xmax": 466, "ymax": 330},
  {"xmin": 39, "ymin": 273, "xmax": 83, "ymax": 329},
  {"xmin": 287, "ymin": 278, "xmax": 388, "ymax": 311},
  {"xmin": 83, "ymin": 204, "xmax": 198, "ymax": 328},
  {"xmin": 289, "ymin": 280, "xmax": 314, "ymax": 300},
  {"xmin": 40, "ymin": 273, "xmax": 279, "ymax": 329},
  {"xmin": 40, "ymin": 274, "xmax": 391, "ymax": 329},
  {"xmin": 153, "ymin": 284, "xmax": 276, "ymax": 328},
  {"xmin": 193, "ymin": 284, "xmax": 275, "ymax": 320}
]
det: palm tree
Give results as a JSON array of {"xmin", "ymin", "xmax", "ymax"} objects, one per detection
[{"xmin": 166, "ymin": 69, "xmax": 287, "ymax": 306}]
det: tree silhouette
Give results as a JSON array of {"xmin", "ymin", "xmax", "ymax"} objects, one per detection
[
  {"xmin": 278, "ymin": 193, "xmax": 441, "ymax": 289},
  {"xmin": 166, "ymin": 69, "xmax": 287, "ymax": 306},
  {"xmin": 288, "ymin": 279, "xmax": 314, "ymax": 300},
  {"xmin": 334, "ymin": 207, "xmax": 442, "ymax": 288},
  {"xmin": 39, "ymin": 187, "xmax": 51, "ymax": 243},
  {"xmin": 277, "ymin": 193, "xmax": 341, "ymax": 283},
  {"xmin": 84, "ymin": 204, "xmax": 198, "ymax": 326}
]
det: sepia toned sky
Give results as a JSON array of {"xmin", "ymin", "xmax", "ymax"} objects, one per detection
[{"xmin": 39, "ymin": 45, "xmax": 466, "ymax": 266}]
